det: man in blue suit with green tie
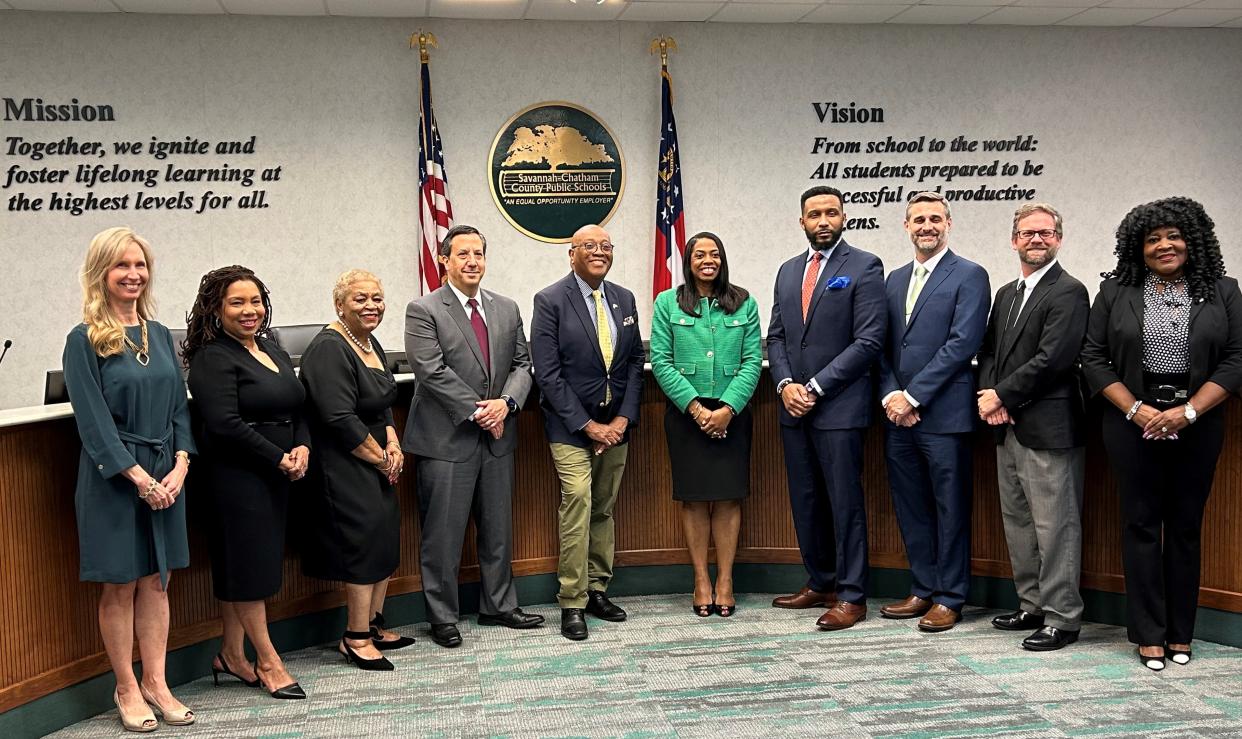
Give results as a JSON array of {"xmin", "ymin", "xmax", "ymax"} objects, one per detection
[{"xmin": 879, "ymin": 191, "xmax": 990, "ymax": 632}]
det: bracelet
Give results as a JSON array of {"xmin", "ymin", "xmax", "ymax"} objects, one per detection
[
  {"xmin": 175, "ymin": 450, "xmax": 191, "ymax": 467},
  {"xmin": 379, "ymin": 450, "xmax": 390, "ymax": 467},
  {"xmin": 723, "ymin": 403, "xmax": 737, "ymax": 416},
  {"xmin": 139, "ymin": 477, "xmax": 156, "ymax": 499},
  {"xmin": 1125, "ymin": 400, "xmax": 1143, "ymax": 421}
]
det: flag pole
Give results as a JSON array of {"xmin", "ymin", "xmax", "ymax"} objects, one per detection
[
  {"xmin": 412, "ymin": 30, "xmax": 452, "ymax": 296},
  {"xmin": 649, "ymin": 35, "xmax": 685, "ymax": 299}
]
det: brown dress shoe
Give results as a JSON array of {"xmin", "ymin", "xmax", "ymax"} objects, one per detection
[
  {"xmin": 917, "ymin": 604, "xmax": 962, "ymax": 632},
  {"xmin": 880, "ymin": 595, "xmax": 933, "ymax": 619},
  {"xmin": 772, "ymin": 587, "xmax": 836, "ymax": 610},
  {"xmin": 816, "ymin": 602, "xmax": 867, "ymax": 631}
]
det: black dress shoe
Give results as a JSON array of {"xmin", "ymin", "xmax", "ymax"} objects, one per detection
[
  {"xmin": 1022, "ymin": 625, "xmax": 1079, "ymax": 651},
  {"xmin": 430, "ymin": 623, "xmax": 463, "ymax": 649},
  {"xmin": 561, "ymin": 608, "xmax": 588, "ymax": 641},
  {"xmin": 586, "ymin": 590, "xmax": 627, "ymax": 622},
  {"xmin": 478, "ymin": 608, "xmax": 545, "ymax": 629},
  {"xmin": 992, "ymin": 610, "xmax": 1045, "ymax": 631}
]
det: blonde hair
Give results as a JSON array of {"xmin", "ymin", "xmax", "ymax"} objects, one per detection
[
  {"xmin": 80, "ymin": 227, "xmax": 156, "ymax": 357},
  {"xmin": 332, "ymin": 269, "xmax": 383, "ymax": 309}
]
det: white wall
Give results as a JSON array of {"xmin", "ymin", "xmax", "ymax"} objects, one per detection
[{"xmin": 1, "ymin": 12, "xmax": 1239, "ymax": 409}]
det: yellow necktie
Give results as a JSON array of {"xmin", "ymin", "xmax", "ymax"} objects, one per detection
[
  {"xmin": 905, "ymin": 264, "xmax": 928, "ymax": 323},
  {"xmin": 592, "ymin": 289, "xmax": 613, "ymax": 404}
]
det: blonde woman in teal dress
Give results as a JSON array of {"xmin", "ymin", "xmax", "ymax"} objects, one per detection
[
  {"xmin": 650, "ymin": 232, "xmax": 763, "ymax": 618},
  {"xmin": 63, "ymin": 227, "xmax": 196, "ymax": 732}
]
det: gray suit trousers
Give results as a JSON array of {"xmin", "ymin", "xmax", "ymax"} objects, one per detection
[
  {"xmin": 415, "ymin": 451, "xmax": 518, "ymax": 625},
  {"xmin": 996, "ymin": 430, "xmax": 1085, "ymax": 629}
]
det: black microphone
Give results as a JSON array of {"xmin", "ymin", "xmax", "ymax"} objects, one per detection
[{"xmin": 0, "ymin": 339, "xmax": 10, "ymax": 367}]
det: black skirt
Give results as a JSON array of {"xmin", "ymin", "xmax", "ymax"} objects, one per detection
[{"xmin": 664, "ymin": 398, "xmax": 752, "ymax": 502}]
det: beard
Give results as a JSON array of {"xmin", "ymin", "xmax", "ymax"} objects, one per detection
[
  {"xmin": 804, "ymin": 226, "xmax": 841, "ymax": 251},
  {"xmin": 1019, "ymin": 245, "xmax": 1057, "ymax": 268}
]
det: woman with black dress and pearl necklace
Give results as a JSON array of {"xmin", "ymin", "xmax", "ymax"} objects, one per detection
[{"xmin": 299, "ymin": 269, "xmax": 410, "ymax": 671}]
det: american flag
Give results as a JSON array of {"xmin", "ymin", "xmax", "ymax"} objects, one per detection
[
  {"xmin": 418, "ymin": 58, "xmax": 453, "ymax": 295},
  {"xmin": 653, "ymin": 64, "xmax": 686, "ymax": 299}
]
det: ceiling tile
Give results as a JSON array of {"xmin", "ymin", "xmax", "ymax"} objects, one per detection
[
  {"xmin": 8, "ymin": 0, "xmax": 119, "ymax": 10},
  {"xmin": 972, "ymin": 5, "xmax": 1083, "ymax": 22},
  {"xmin": 524, "ymin": 0, "xmax": 627, "ymax": 20},
  {"xmin": 826, "ymin": 0, "xmax": 918, "ymax": 6},
  {"xmin": 710, "ymin": 2, "xmax": 817, "ymax": 21},
  {"xmin": 218, "ymin": 0, "xmax": 326, "ymax": 15},
  {"xmin": 1098, "ymin": 0, "xmax": 1197, "ymax": 8},
  {"xmin": 886, "ymin": 4, "xmax": 997, "ymax": 22},
  {"xmin": 1009, "ymin": 0, "xmax": 1100, "ymax": 7},
  {"xmin": 1055, "ymin": 6, "xmax": 1169, "ymax": 21},
  {"xmin": 618, "ymin": 1, "xmax": 724, "ymax": 20},
  {"xmin": 429, "ymin": 0, "xmax": 526, "ymax": 19},
  {"xmin": 1138, "ymin": 6, "xmax": 1242, "ymax": 20},
  {"xmin": 327, "ymin": 0, "xmax": 426, "ymax": 17},
  {"xmin": 113, "ymin": 0, "xmax": 224, "ymax": 11},
  {"xmin": 801, "ymin": 3, "xmax": 909, "ymax": 20},
  {"xmin": 918, "ymin": 0, "xmax": 1015, "ymax": 6},
  {"xmin": 1188, "ymin": 0, "xmax": 1242, "ymax": 7}
]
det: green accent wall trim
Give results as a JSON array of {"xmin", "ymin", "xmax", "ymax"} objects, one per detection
[{"xmin": 5, "ymin": 563, "xmax": 1239, "ymax": 739}]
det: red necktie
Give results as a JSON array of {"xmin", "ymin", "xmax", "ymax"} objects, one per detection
[
  {"xmin": 801, "ymin": 251, "xmax": 823, "ymax": 321},
  {"xmin": 467, "ymin": 298, "xmax": 490, "ymax": 373}
]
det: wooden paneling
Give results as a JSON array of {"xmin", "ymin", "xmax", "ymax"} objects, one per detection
[{"xmin": 1, "ymin": 374, "xmax": 1240, "ymax": 712}]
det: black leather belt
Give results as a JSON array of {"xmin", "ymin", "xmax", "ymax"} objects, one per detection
[
  {"xmin": 247, "ymin": 419, "xmax": 292, "ymax": 427},
  {"xmin": 1145, "ymin": 385, "xmax": 1188, "ymax": 405}
]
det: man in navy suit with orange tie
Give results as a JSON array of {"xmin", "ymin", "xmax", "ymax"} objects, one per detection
[
  {"xmin": 879, "ymin": 191, "xmax": 990, "ymax": 632},
  {"xmin": 768, "ymin": 186, "xmax": 886, "ymax": 630}
]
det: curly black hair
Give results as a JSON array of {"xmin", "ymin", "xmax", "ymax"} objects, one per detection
[
  {"xmin": 181, "ymin": 265, "xmax": 273, "ymax": 368},
  {"xmin": 1106, "ymin": 196, "xmax": 1226, "ymax": 303}
]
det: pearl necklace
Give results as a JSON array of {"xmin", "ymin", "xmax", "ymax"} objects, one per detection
[{"xmin": 339, "ymin": 320, "xmax": 373, "ymax": 353}]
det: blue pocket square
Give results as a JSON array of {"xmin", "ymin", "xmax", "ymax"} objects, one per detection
[{"xmin": 825, "ymin": 276, "xmax": 851, "ymax": 290}]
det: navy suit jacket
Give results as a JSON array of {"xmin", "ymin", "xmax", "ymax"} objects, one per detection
[
  {"xmin": 880, "ymin": 249, "xmax": 991, "ymax": 434},
  {"xmin": 531, "ymin": 272, "xmax": 645, "ymax": 448},
  {"xmin": 767, "ymin": 239, "xmax": 887, "ymax": 429}
]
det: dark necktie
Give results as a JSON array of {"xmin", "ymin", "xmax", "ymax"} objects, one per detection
[
  {"xmin": 467, "ymin": 298, "xmax": 490, "ymax": 373},
  {"xmin": 1008, "ymin": 281, "xmax": 1027, "ymax": 330}
]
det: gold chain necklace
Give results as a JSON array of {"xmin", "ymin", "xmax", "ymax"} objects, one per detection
[{"xmin": 122, "ymin": 320, "xmax": 150, "ymax": 366}]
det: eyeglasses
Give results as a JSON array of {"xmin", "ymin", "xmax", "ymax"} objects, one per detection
[
  {"xmin": 576, "ymin": 241, "xmax": 614, "ymax": 254},
  {"xmin": 1016, "ymin": 229, "xmax": 1060, "ymax": 241}
]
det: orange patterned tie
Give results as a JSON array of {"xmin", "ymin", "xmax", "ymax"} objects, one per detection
[{"xmin": 801, "ymin": 251, "xmax": 823, "ymax": 321}]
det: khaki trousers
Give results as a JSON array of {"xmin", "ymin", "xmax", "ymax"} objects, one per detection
[{"xmin": 549, "ymin": 442, "xmax": 628, "ymax": 608}]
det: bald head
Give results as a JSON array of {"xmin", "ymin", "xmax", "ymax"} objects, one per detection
[{"xmin": 569, "ymin": 223, "xmax": 614, "ymax": 287}]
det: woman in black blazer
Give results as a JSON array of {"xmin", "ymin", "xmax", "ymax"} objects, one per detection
[
  {"xmin": 1081, "ymin": 197, "xmax": 1242, "ymax": 671},
  {"xmin": 184, "ymin": 266, "xmax": 309, "ymax": 699}
]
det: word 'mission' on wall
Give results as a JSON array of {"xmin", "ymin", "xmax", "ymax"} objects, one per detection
[{"xmin": 3, "ymin": 97, "xmax": 285, "ymax": 217}]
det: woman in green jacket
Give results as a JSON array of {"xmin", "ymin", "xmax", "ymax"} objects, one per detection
[{"xmin": 650, "ymin": 232, "xmax": 763, "ymax": 618}]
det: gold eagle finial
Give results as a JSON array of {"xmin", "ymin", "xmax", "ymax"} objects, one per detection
[
  {"xmin": 410, "ymin": 31, "xmax": 438, "ymax": 63},
  {"xmin": 649, "ymin": 36, "xmax": 677, "ymax": 66}
]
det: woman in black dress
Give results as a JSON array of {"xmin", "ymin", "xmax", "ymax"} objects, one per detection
[
  {"xmin": 184, "ymin": 266, "xmax": 309, "ymax": 699},
  {"xmin": 300, "ymin": 269, "xmax": 409, "ymax": 671}
]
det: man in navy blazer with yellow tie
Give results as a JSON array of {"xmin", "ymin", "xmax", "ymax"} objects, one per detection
[
  {"xmin": 768, "ymin": 186, "xmax": 886, "ymax": 631},
  {"xmin": 879, "ymin": 191, "xmax": 990, "ymax": 632}
]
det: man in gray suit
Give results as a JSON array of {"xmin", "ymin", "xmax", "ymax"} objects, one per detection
[
  {"xmin": 976, "ymin": 203, "xmax": 1090, "ymax": 651},
  {"xmin": 402, "ymin": 224, "xmax": 544, "ymax": 648}
]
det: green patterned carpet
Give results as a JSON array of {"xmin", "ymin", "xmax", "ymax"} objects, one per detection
[{"xmin": 49, "ymin": 594, "xmax": 1242, "ymax": 738}]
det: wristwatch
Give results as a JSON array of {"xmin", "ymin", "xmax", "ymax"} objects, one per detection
[
  {"xmin": 1184, "ymin": 401, "xmax": 1198, "ymax": 424},
  {"xmin": 502, "ymin": 394, "xmax": 519, "ymax": 415},
  {"xmin": 776, "ymin": 378, "xmax": 793, "ymax": 395}
]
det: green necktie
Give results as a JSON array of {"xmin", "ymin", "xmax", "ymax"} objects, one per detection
[
  {"xmin": 592, "ymin": 290, "xmax": 613, "ymax": 403},
  {"xmin": 905, "ymin": 264, "xmax": 928, "ymax": 323}
]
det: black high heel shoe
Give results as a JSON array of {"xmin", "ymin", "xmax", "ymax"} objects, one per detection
[
  {"xmin": 340, "ymin": 630, "xmax": 394, "ymax": 671},
  {"xmin": 1167, "ymin": 647, "xmax": 1193, "ymax": 665},
  {"xmin": 692, "ymin": 601, "xmax": 714, "ymax": 618},
  {"xmin": 212, "ymin": 652, "xmax": 260, "ymax": 688},
  {"xmin": 256, "ymin": 664, "xmax": 307, "ymax": 700},
  {"xmin": 1137, "ymin": 648, "xmax": 1166, "ymax": 672},
  {"xmin": 370, "ymin": 612, "xmax": 416, "ymax": 651}
]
